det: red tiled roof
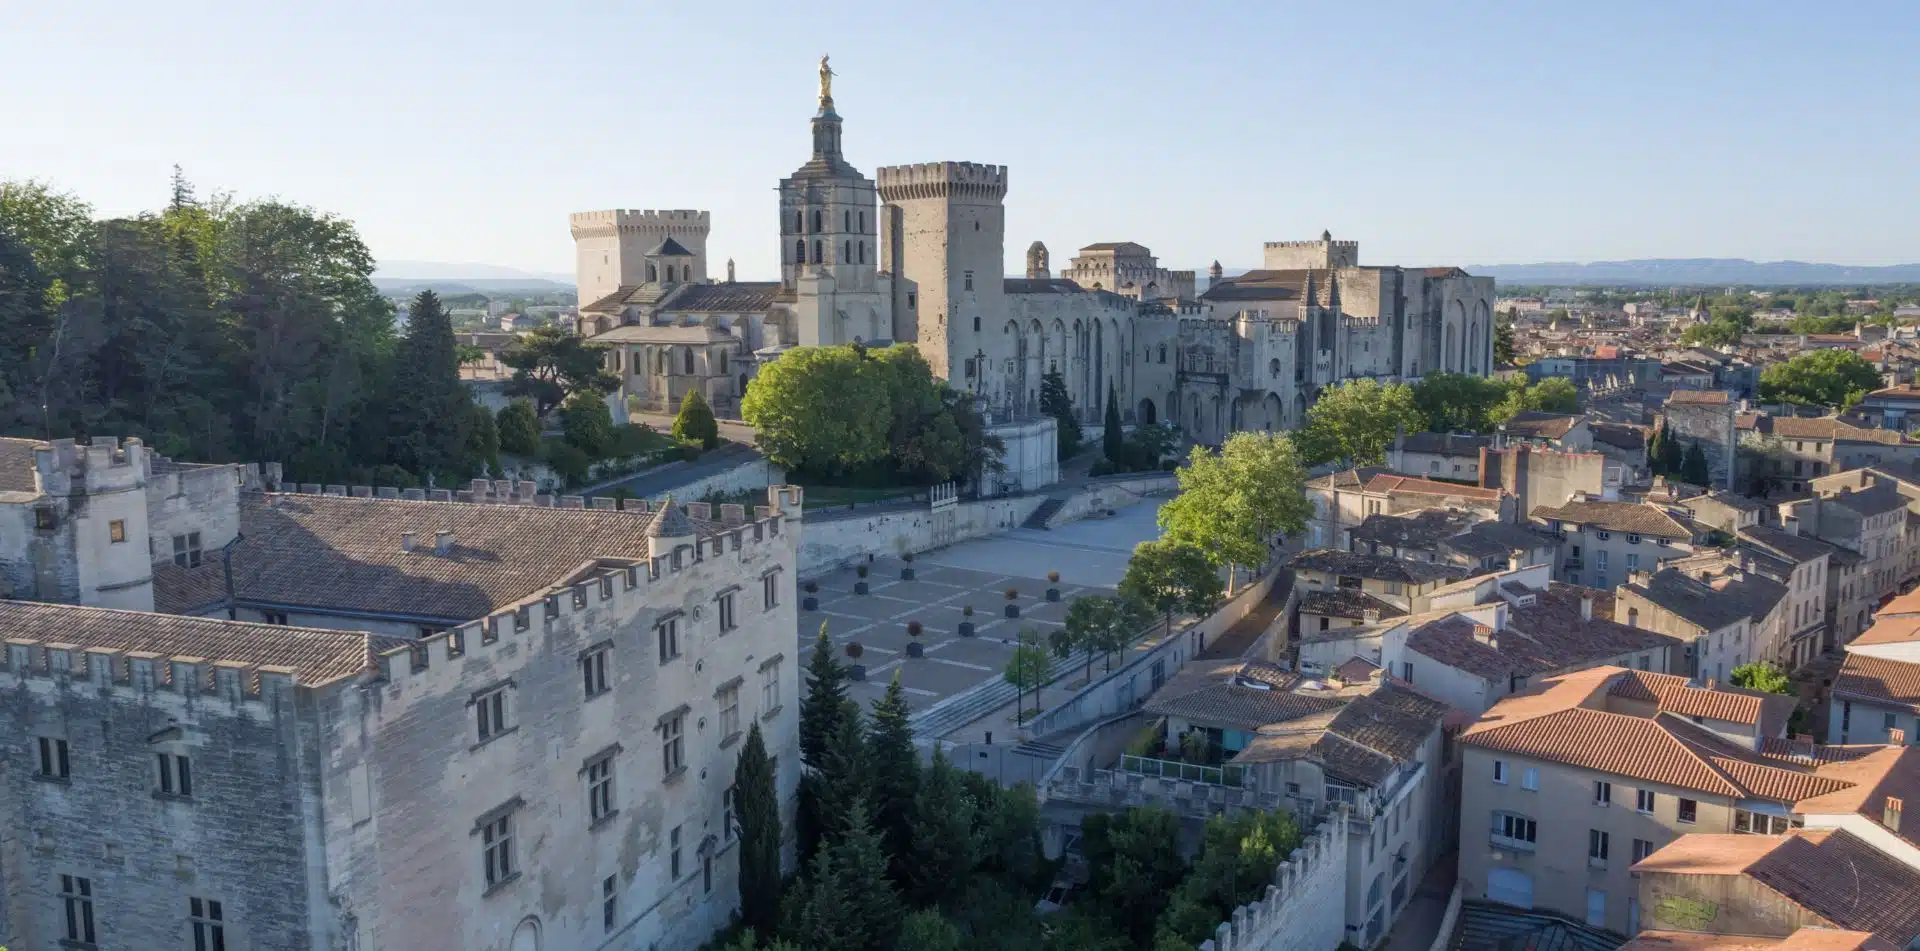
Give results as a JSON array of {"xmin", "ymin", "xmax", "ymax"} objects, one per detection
[
  {"xmin": 1361, "ymin": 473, "xmax": 1503, "ymax": 502},
  {"xmin": 1833, "ymin": 653, "xmax": 1920, "ymax": 711}
]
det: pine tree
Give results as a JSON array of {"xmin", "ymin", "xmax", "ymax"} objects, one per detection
[
  {"xmin": 902, "ymin": 744, "xmax": 977, "ymax": 907},
  {"xmin": 866, "ymin": 672, "xmax": 919, "ymax": 885},
  {"xmin": 388, "ymin": 289, "xmax": 475, "ymax": 478},
  {"xmin": 1103, "ymin": 382, "xmax": 1125, "ymax": 464},
  {"xmin": 1039, "ymin": 366, "xmax": 1082, "ymax": 459},
  {"xmin": 734, "ymin": 722, "xmax": 783, "ymax": 937},
  {"xmin": 800, "ymin": 623, "xmax": 847, "ymax": 768},
  {"xmin": 782, "ymin": 803, "xmax": 903, "ymax": 951},
  {"xmin": 672, "ymin": 388, "xmax": 721, "ymax": 450},
  {"xmin": 814, "ymin": 707, "xmax": 870, "ymax": 846},
  {"xmin": 1681, "ymin": 443, "xmax": 1711, "ymax": 486},
  {"xmin": 1647, "ymin": 424, "xmax": 1666, "ymax": 475}
]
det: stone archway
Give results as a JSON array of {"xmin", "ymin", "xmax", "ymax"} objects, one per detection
[
  {"xmin": 1138, "ymin": 398, "xmax": 1157, "ymax": 425},
  {"xmin": 511, "ymin": 918, "xmax": 540, "ymax": 951},
  {"xmin": 1264, "ymin": 393, "xmax": 1284, "ymax": 431}
]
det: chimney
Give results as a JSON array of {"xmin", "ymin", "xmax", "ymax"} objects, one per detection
[
  {"xmin": 1474, "ymin": 626, "xmax": 1498, "ymax": 649},
  {"xmin": 434, "ymin": 530, "xmax": 455, "ymax": 555},
  {"xmin": 1362, "ymin": 608, "xmax": 1381, "ymax": 624},
  {"xmin": 1888, "ymin": 796, "xmax": 1903, "ymax": 833},
  {"xmin": 1893, "ymin": 727, "xmax": 1909, "ymax": 746},
  {"xmin": 401, "ymin": 532, "xmax": 417, "ymax": 553},
  {"xmin": 1580, "ymin": 593, "xmax": 1594, "ymax": 622}
]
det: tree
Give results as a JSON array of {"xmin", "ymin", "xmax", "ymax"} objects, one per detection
[
  {"xmin": 1080, "ymin": 807, "xmax": 1188, "ymax": 947},
  {"xmin": 962, "ymin": 774, "xmax": 1044, "ymax": 890},
  {"xmin": 671, "ymin": 388, "xmax": 721, "ymax": 450},
  {"xmin": 1295, "ymin": 378, "xmax": 1421, "ymax": 466},
  {"xmin": 1647, "ymin": 424, "xmax": 1669, "ymax": 475},
  {"xmin": 809, "ymin": 709, "xmax": 872, "ymax": 855},
  {"xmin": 1063, "ymin": 595, "xmax": 1121, "ymax": 681},
  {"xmin": 1158, "ymin": 432, "xmax": 1314, "ymax": 591},
  {"xmin": 896, "ymin": 910, "xmax": 964, "ymax": 951},
  {"xmin": 500, "ymin": 324, "xmax": 619, "ymax": 415},
  {"xmin": 901, "ymin": 745, "xmax": 977, "ymax": 907},
  {"xmin": 799, "ymin": 623, "xmax": 858, "ymax": 862},
  {"xmin": 1120, "ymin": 539, "xmax": 1224, "ymax": 636},
  {"xmin": 780, "ymin": 803, "xmax": 903, "ymax": 951},
  {"xmin": 387, "ymin": 289, "xmax": 475, "ymax": 479},
  {"xmin": 867, "ymin": 673, "xmax": 920, "ymax": 886},
  {"xmin": 800, "ymin": 623, "xmax": 849, "ymax": 767},
  {"xmin": 1660, "ymin": 426, "xmax": 1684, "ymax": 475},
  {"xmin": 1679, "ymin": 318, "xmax": 1745, "ymax": 349},
  {"xmin": 1758, "ymin": 349, "xmax": 1883, "ymax": 409},
  {"xmin": 1039, "ymin": 366, "xmax": 1082, "ymax": 460},
  {"xmin": 464, "ymin": 403, "xmax": 500, "ymax": 477},
  {"xmin": 1493, "ymin": 319, "xmax": 1517, "ymax": 366},
  {"xmin": 496, "ymin": 398, "xmax": 541, "ymax": 455},
  {"xmin": 1103, "ymin": 382, "xmax": 1125, "ymax": 463},
  {"xmin": 1154, "ymin": 811, "xmax": 1304, "ymax": 947},
  {"xmin": 1681, "ymin": 443, "xmax": 1711, "ymax": 486},
  {"xmin": 560, "ymin": 391, "xmax": 615, "ymax": 457},
  {"xmin": 742, "ymin": 344, "xmax": 892, "ymax": 474},
  {"xmin": 1730, "ymin": 661, "xmax": 1793, "ymax": 695},
  {"xmin": 1528, "ymin": 377, "xmax": 1579, "ymax": 414},
  {"xmin": 1411, "ymin": 372, "xmax": 1506, "ymax": 433},
  {"xmin": 734, "ymin": 722, "xmax": 783, "ymax": 937},
  {"xmin": 1004, "ymin": 629, "xmax": 1052, "ymax": 723}
]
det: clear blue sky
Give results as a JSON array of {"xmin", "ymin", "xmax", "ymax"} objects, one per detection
[{"xmin": 6, "ymin": 1, "xmax": 1916, "ymax": 279}]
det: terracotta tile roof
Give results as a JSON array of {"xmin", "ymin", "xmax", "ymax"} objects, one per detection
[
  {"xmin": 1632, "ymin": 832, "xmax": 1788, "ymax": 875},
  {"xmin": 1872, "ymin": 586, "xmax": 1920, "ymax": 618},
  {"xmin": 1530, "ymin": 499, "xmax": 1697, "ymax": 538},
  {"xmin": 1407, "ymin": 616, "xmax": 1515, "ymax": 681},
  {"xmin": 1619, "ymin": 931, "xmax": 1888, "ymax": 951},
  {"xmin": 1610, "ymin": 669, "xmax": 1765, "ymax": 725},
  {"xmin": 1747, "ymin": 831, "xmax": 1920, "ymax": 945},
  {"xmin": 1231, "ymin": 683, "xmax": 1445, "ymax": 786},
  {"xmin": 1363, "ymin": 473, "xmax": 1503, "ymax": 502},
  {"xmin": 0, "ymin": 600, "xmax": 404, "ymax": 687},
  {"xmin": 1466, "ymin": 705, "xmax": 1745, "ymax": 796},
  {"xmin": 1287, "ymin": 549, "xmax": 1469, "ymax": 584},
  {"xmin": 0, "ymin": 436, "xmax": 41, "ymax": 495},
  {"xmin": 152, "ymin": 492, "xmax": 720, "ymax": 622},
  {"xmin": 1410, "ymin": 589, "xmax": 1684, "ymax": 683},
  {"xmin": 1852, "ymin": 615, "xmax": 1920, "ymax": 647},
  {"xmin": 1300, "ymin": 589, "xmax": 1406, "ymax": 621},
  {"xmin": 1667, "ymin": 390, "xmax": 1732, "ymax": 405},
  {"xmin": 1333, "ymin": 656, "xmax": 1381, "ymax": 683},
  {"xmin": 1832, "ymin": 653, "xmax": 1920, "ymax": 711},
  {"xmin": 1502, "ymin": 411, "xmax": 1582, "ymax": 440}
]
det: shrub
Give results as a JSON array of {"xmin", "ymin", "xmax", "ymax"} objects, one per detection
[
  {"xmin": 856, "ymin": 565, "xmax": 869, "ymax": 578},
  {"xmin": 907, "ymin": 620, "xmax": 922, "ymax": 636},
  {"xmin": 543, "ymin": 440, "xmax": 590, "ymax": 485},
  {"xmin": 1004, "ymin": 588, "xmax": 1018, "ymax": 600},
  {"xmin": 1047, "ymin": 571, "xmax": 1060, "ymax": 583},
  {"xmin": 804, "ymin": 581, "xmax": 818, "ymax": 594},
  {"xmin": 902, "ymin": 552, "xmax": 915, "ymax": 563},
  {"xmin": 497, "ymin": 399, "xmax": 542, "ymax": 456},
  {"xmin": 963, "ymin": 605, "xmax": 974, "ymax": 617},
  {"xmin": 671, "ymin": 389, "xmax": 721, "ymax": 450},
  {"xmin": 561, "ymin": 392, "xmax": 615, "ymax": 456},
  {"xmin": 845, "ymin": 642, "xmax": 864, "ymax": 659}
]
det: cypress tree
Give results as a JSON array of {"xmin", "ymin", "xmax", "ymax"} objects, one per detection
[
  {"xmin": 734, "ymin": 722, "xmax": 783, "ymax": 937},
  {"xmin": 1663, "ymin": 429, "xmax": 1685, "ymax": 475},
  {"xmin": 1646, "ymin": 425, "xmax": 1664, "ymax": 474},
  {"xmin": 389, "ymin": 289, "xmax": 474, "ymax": 478},
  {"xmin": 1103, "ymin": 382, "xmax": 1125, "ymax": 463},
  {"xmin": 672, "ymin": 388, "xmax": 721, "ymax": 450},
  {"xmin": 782, "ymin": 803, "xmax": 903, "ymax": 951},
  {"xmin": 799, "ymin": 622, "xmax": 847, "ymax": 768},
  {"xmin": 902, "ymin": 744, "xmax": 977, "ymax": 907},
  {"xmin": 1681, "ymin": 443, "xmax": 1711, "ymax": 486},
  {"xmin": 1039, "ymin": 366, "xmax": 1082, "ymax": 459},
  {"xmin": 866, "ymin": 673, "xmax": 919, "ymax": 885}
]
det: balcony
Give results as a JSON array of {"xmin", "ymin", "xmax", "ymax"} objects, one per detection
[{"xmin": 1490, "ymin": 833, "xmax": 1536, "ymax": 853}]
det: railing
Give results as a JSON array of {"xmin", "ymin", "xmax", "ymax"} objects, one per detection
[
  {"xmin": 1120, "ymin": 754, "xmax": 1249, "ymax": 788},
  {"xmin": 1490, "ymin": 833, "xmax": 1536, "ymax": 853}
]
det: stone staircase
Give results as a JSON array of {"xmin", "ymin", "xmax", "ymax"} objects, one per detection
[
  {"xmin": 1011, "ymin": 739, "xmax": 1068, "ymax": 759},
  {"xmin": 909, "ymin": 648, "xmax": 1085, "ymax": 741},
  {"xmin": 1022, "ymin": 496, "xmax": 1067, "ymax": 530}
]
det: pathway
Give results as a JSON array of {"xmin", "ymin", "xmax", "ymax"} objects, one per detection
[{"xmin": 1382, "ymin": 853, "xmax": 1457, "ymax": 951}]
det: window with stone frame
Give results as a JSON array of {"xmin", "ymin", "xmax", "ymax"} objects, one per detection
[
  {"xmin": 190, "ymin": 896, "xmax": 225, "ymax": 951},
  {"xmin": 585, "ymin": 751, "xmax": 617, "ymax": 825},
  {"xmin": 761, "ymin": 657, "xmax": 782, "ymax": 714},
  {"xmin": 763, "ymin": 571, "xmax": 780, "ymax": 610},
  {"xmin": 475, "ymin": 685, "xmax": 511, "ymax": 742},
  {"xmin": 481, "ymin": 811, "xmax": 516, "ymax": 888},
  {"xmin": 718, "ymin": 682, "xmax": 741, "ymax": 741},
  {"xmin": 661, "ymin": 710, "xmax": 686, "ymax": 777},
  {"xmin": 656, "ymin": 617, "xmax": 681, "ymax": 664},
  {"xmin": 603, "ymin": 875, "xmax": 618, "ymax": 932},
  {"xmin": 156, "ymin": 751, "xmax": 193, "ymax": 797},
  {"xmin": 173, "ymin": 531, "xmax": 203, "ymax": 568},
  {"xmin": 581, "ymin": 644, "xmax": 611, "ymax": 699},
  {"xmin": 61, "ymin": 874, "xmax": 96, "ymax": 945},
  {"xmin": 38, "ymin": 736, "xmax": 69, "ymax": 780},
  {"xmin": 718, "ymin": 591, "xmax": 737, "ymax": 633}
]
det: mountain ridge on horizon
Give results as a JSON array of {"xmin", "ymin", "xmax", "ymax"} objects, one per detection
[{"xmin": 1463, "ymin": 257, "xmax": 1920, "ymax": 286}]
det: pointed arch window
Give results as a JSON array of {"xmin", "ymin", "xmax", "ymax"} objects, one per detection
[
  {"xmin": 812, "ymin": 241, "xmax": 822, "ymax": 264},
  {"xmin": 684, "ymin": 348, "xmax": 696, "ymax": 375},
  {"xmin": 810, "ymin": 209, "xmax": 821, "ymax": 233},
  {"xmin": 793, "ymin": 239, "xmax": 805, "ymax": 264}
]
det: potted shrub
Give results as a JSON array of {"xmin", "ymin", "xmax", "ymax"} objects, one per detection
[
  {"xmin": 845, "ymin": 641, "xmax": 867, "ymax": 681},
  {"xmin": 802, "ymin": 580, "xmax": 819, "ymax": 612},
  {"xmin": 958, "ymin": 605, "xmax": 976, "ymax": 638},
  {"xmin": 1004, "ymin": 588, "xmax": 1021, "ymax": 618},
  {"xmin": 906, "ymin": 620, "xmax": 924, "ymax": 657},
  {"xmin": 1046, "ymin": 571, "xmax": 1062, "ymax": 602},
  {"xmin": 901, "ymin": 551, "xmax": 916, "ymax": 581},
  {"xmin": 854, "ymin": 564, "xmax": 870, "ymax": 596}
]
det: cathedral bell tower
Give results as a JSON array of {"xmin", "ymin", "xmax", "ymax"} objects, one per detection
[{"xmin": 777, "ymin": 56, "xmax": 889, "ymax": 347}]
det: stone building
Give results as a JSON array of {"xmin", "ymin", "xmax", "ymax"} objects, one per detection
[
  {"xmin": 571, "ymin": 65, "xmax": 1497, "ymax": 446},
  {"xmin": 0, "ymin": 436, "xmax": 802, "ymax": 951},
  {"xmin": 1661, "ymin": 391, "xmax": 1739, "ymax": 491}
]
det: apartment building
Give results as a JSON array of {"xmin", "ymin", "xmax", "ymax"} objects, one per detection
[
  {"xmin": 1305, "ymin": 467, "xmax": 1513, "ymax": 551},
  {"xmin": 1290, "ymin": 549, "xmax": 1469, "ymax": 634},
  {"xmin": 1616, "ymin": 555, "xmax": 1789, "ymax": 682},
  {"xmin": 1735, "ymin": 524, "xmax": 1836, "ymax": 668},
  {"xmin": 1530, "ymin": 497, "xmax": 1704, "ymax": 590}
]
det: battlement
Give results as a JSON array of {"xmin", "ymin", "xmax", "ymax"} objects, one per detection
[
  {"xmin": 2, "ymin": 638, "xmax": 297, "ymax": 713},
  {"xmin": 274, "ymin": 482, "xmax": 804, "ymax": 521},
  {"xmin": 371, "ymin": 491, "xmax": 798, "ymax": 699},
  {"xmin": 876, "ymin": 162, "xmax": 1008, "ymax": 201},
  {"xmin": 34, "ymin": 436, "xmax": 146, "ymax": 496},
  {"xmin": 569, "ymin": 209, "xmax": 713, "ymax": 239},
  {"xmin": 1263, "ymin": 239, "xmax": 1361, "ymax": 252},
  {"xmin": 1198, "ymin": 811, "xmax": 1350, "ymax": 951}
]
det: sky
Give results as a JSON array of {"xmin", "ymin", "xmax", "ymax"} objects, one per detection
[{"xmin": 5, "ymin": 1, "xmax": 1918, "ymax": 280}]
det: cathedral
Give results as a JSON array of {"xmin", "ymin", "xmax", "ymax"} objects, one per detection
[{"xmin": 570, "ymin": 61, "xmax": 1496, "ymax": 445}]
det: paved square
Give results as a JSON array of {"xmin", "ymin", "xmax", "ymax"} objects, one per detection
[{"xmin": 796, "ymin": 500, "xmax": 1164, "ymax": 711}]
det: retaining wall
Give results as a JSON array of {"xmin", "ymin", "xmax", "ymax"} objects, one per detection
[{"xmin": 797, "ymin": 494, "xmax": 1048, "ymax": 576}]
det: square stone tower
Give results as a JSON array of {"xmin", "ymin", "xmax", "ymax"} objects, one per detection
[
  {"xmin": 877, "ymin": 162, "xmax": 1008, "ymax": 386},
  {"xmin": 569, "ymin": 209, "xmax": 712, "ymax": 306}
]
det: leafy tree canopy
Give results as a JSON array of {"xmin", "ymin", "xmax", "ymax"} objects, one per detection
[
  {"xmin": 1296, "ymin": 378, "xmax": 1421, "ymax": 466},
  {"xmin": 1159, "ymin": 432, "xmax": 1313, "ymax": 578},
  {"xmin": 500, "ymin": 325, "xmax": 619, "ymax": 415},
  {"xmin": 1758, "ymin": 349, "xmax": 1882, "ymax": 409},
  {"xmin": 1730, "ymin": 661, "xmax": 1793, "ymax": 695}
]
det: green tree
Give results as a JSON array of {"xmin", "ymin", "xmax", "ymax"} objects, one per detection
[
  {"xmin": 1493, "ymin": 319, "xmax": 1516, "ymax": 366},
  {"xmin": 1679, "ymin": 318, "xmax": 1745, "ymax": 349},
  {"xmin": 1681, "ymin": 443, "xmax": 1711, "ymax": 486},
  {"xmin": 1154, "ymin": 811, "xmax": 1304, "ymax": 946},
  {"xmin": 962, "ymin": 774, "xmax": 1044, "ymax": 890},
  {"xmin": 560, "ymin": 391, "xmax": 615, "ymax": 456},
  {"xmin": 901, "ymin": 745, "xmax": 977, "ymax": 907},
  {"xmin": 1103, "ymin": 382, "xmax": 1125, "ymax": 463},
  {"xmin": 1647, "ymin": 424, "xmax": 1668, "ymax": 475},
  {"xmin": 781, "ymin": 803, "xmax": 904, "ymax": 951},
  {"xmin": 896, "ymin": 910, "xmax": 964, "ymax": 951},
  {"xmin": 1730, "ymin": 661, "xmax": 1793, "ymax": 695},
  {"xmin": 734, "ymin": 722, "xmax": 784, "ymax": 937},
  {"xmin": 1158, "ymin": 432, "xmax": 1313, "ymax": 591},
  {"xmin": 1004, "ymin": 629, "xmax": 1052, "ymax": 723},
  {"xmin": 1528, "ymin": 376, "xmax": 1579, "ymax": 414},
  {"xmin": 1039, "ymin": 366, "xmax": 1083, "ymax": 459},
  {"xmin": 1758, "ymin": 349, "xmax": 1883, "ymax": 409},
  {"xmin": 799, "ymin": 623, "xmax": 856, "ymax": 862},
  {"xmin": 1660, "ymin": 426, "xmax": 1684, "ymax": 475},
  {"xmin": 809, "ymin": 709, "xmax": 872, "ymax": 855},
  {"xmin": 1062, "ymin": 595, "xmax": 1123, "ymax": 680},
  {"xmin": 742, "ymin": 344, "xmax": 892, "ymax": 474},
  {"xmin": 1411, "ymin": 372, "xmax": 1507, "ymax": 433},
  {"xmin": 713, "ymin": 930, "xmax": 800, "ymax": 951},
  {"xmin": 867, "ymin": 673, "xmax": 920, "ymax": 886},
  {"xmin": 388, "ymin": 289, "xmax": 475, "ymax": 478},
  {"xmin": 1295, "ymin": 378, "xmax": 1421, "ymax": 466},
  {"xmin": 500, "ymin": 324, "xmax": 619, "ymax": 415},
  {"xmin": 464, "ymin": 403, "xmax": 500, "ymax": 477},
  {"xmin": 671, "ymin": 388, "xmax": 721, "ymax": 450},
  {"xmin": 1080, "ymin": 807, "xmax": 1188, "ymax": 947},
  {"xmin": 1120, "ymin": 539, "xmax": 1224, "ymax": 636},
  {"xmin": 496, "ymin": 398, "xmax": 542, "ymax": 455}
]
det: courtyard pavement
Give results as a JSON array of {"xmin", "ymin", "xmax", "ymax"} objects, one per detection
[{"xmin": 796, "ymin": 501, "xmax": 1164, "ymax": 712}]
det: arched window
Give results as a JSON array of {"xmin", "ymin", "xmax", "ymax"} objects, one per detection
[
  {"xmin": 859, "ymin": 211, "xmax": 866, "ymax": 232},
  {"xmin": 684, "ymin": 348, "xmax": 695, "ymax": 375},
  {"xmin": 843, "ymin": 210, "xmax": 851, "ymax": 231},
  {"xmin": 793, "ymin": 211, "xmax": 803, "ymax": 234},
  {"xmin": 812, "ymin": 241, "xmax": 822, "ymax": 264},
  {"xmin": 793, "ymin": 239, "xmax": 805, "ymax": 264},
  {"xmin": 810, "ymin": 209, "xmax": 821, "ymax": 233},
  {"xmin": 1158, "ymin": 345, "xmax": 1167, "ymax": 364}
]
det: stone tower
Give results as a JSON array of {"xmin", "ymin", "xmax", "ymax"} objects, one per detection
[
  {"xmin": 877, "ymin": 161, "xmax": 1009, "ymax": 391},
  {"xmin": 778, "ymin": 58, "xmax": 889, "ymax": 346},
  {"xmin": 569, "ymin": 209, "xmax": 712, "ymax": 306},
  {"xmin": 1208, "ymin": 260, "xmax": 1223, "ymax": 282},
  {"xmin": 1026, "ymin": 241, "xmax": 1050, "ymax": 279}
]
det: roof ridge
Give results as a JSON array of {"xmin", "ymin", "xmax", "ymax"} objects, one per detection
[{"xmin": 1657, "ymin": 713, "xmax": 1762, "ymax": 797}]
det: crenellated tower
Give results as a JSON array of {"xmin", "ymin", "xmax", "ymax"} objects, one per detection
[
  {"xmin": 877, "ymin": 161, "xmax": 1009, "ymax": 391},
  {"xmin": 570, "ymin": 210, "xmax": 712, "ymax": 306}
]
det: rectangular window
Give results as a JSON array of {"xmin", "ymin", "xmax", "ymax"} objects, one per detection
[
  {"xmin": 1596, "ymin": 531, "xmax": 1612, "ymax": 541},
  {"xmin": 662, "ymin": 712, "xmax": 686, "ymax": 776},
  {"xmin": 1521, "ymin": 767, "xmax": 1539, "ymax": 791},
  {"xmin": 587, "ymin": 756, "xmax": 616, "ymax": 824},
  {"xmin": 61, "ymin": 874, "xmax": 96, "ymax": 946},
  {"xmin": 657, "ymin": 618, "xmax": 681, "ymax": 663},
  {"xmin": 476, "ymin": 686, "xmax": 509, "ymax": 742},
  {"xmin": 582, "ymin": 646, "xmax": 611, "ymax": 699},
  {"xmin": 963, "ymin": 270, "xmax": 974, "ymax": 291},
  {"xmin": 1385, "ymin": 581, "xmax": 1404, "ymax": 595},
  {"xmin": 1633, "ymin": 838, "xmax": 1655, "ymax": 863},
  {"xmin": 703, "ymin": 853, "xmax": 713, "ymax": 894},
  {"xmin": 1493, "ymin": 760, "xmax": 1507, "ymax": 784},
  {"xmin": 1678, "ymin": 798, "xmax": 1698, "ymax": 824},
  {"xmin": 719, "ymin": 683, "xmax": 741, "ymax": 739},
  {"xmin": 1734, "ymin": 809, "xmax": 1793, "ymax": 835},
  {"xmin": 1597, "ymin": 550, "xmax": 1609, "ymax": 569},
  {"xmin": 38, "ymin": 736, "xmax": 70, "ymax": 780},
  {"xmin": 1400, "ymin": 661, "xmax": 1414, "ymax": 683},
  {"xmin": 1626, "ymin": 553, "xmax": 1640, "ymax": 569},
  {"xmin": 670, "ymin": 825, "xmax": 683, "ymax": 879},
  {"xmin": 602, "ymin": 875, "xmax": 617, "ymax": 933},
  {"xmin": 761, "ymin": 661, "xmax": 781, "ymax": 713},
  {"xmin": 263, "ymin": 611, "xmax": 289, "ymax": 625},
  {"xmin": 173, "ymin": 531, "xmax": 204, "ymax": 568},
  {"xmin": 718, "ymin": 592, "xmax": 737, "ymax": 633},
  {"xmin": 35, "ymin": 507, "xmax": 54, "ymax": 530},
  {"xmin": 190, "ymin": 897, "xmax": 226, "ymax": 951},
  {"xmin": 1594, "ymin": 781, "xmax": 1611, "ymax": 805},
  {"xmin": 483, "ymin": 814, "xmax": 515, "ymax": 887},
  {"xmin": 1637, "ymin": 789, "xmax": 1655, "ymax": 813},
  {"xmin": 157, "ymin": 752, "xmax": 193, "ymax": 797},
  {"xmin": 1627, "ymin": 533, "xmax": 1641, "ymax": 545},
  {"xmin": 109, "ymin": 519, "xmax": 126, "ymax": 543},
  {"xmin": 763, "ymin": 573, "xmax": 779, "ymax": 610},
  {"xmin": 1492, "ymin": 812, "xmax": 1537, "ymax": 848},
  {"xmin": 1588, "ymin": 829, "xmax": 1610, "ymax": 867},
  {"xmin": 1887, "ymin": 712, "xmax": 1900, "ymax": 731}
]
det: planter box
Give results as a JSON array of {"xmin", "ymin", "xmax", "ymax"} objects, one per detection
[
  {"xmin": 957, "ymin": 621, "xmax": 975, "ymax": 637},
  {"xmin": 854, "ymin": 581, "xmax": 869, "ymax": 595},
  {"xmin": 849, "ymin": 664, "xmax": 867, "ymax": 681},
  {"xmin": 906, "ymin": 641, "xmax": 924, "ymax": 658},
  {"xmin": 901, "ymin": 567, "xmax": 916, "ymax": 581},
  {"xmin": 802, "ymin": 596, "xmax": 818, "ymax": 612},
  {"xmin": 1005, "ymin": 604, "xmax": 1020, "ymax": 618},
  {"xmin": 1046, "ymin": 587, "xmax": 1061, "ymax": 602}
]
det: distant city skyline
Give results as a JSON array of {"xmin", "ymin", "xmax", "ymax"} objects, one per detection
[{"xmin": 7, "ymin": 1, "xmax": 1917, "ymax": 279}]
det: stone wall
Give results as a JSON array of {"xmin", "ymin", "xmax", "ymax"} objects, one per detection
[
  {"xmin": 1196, "ymin": 814, "xmax": 1350, "ymax": 951},
  {"xmin": 1664, "ymin": 398, "xmax": 1737, "ymax": 490},
  {"xmin": 651, "ymin": 456, "xmax": 787, "ymax": 505},
  {"xmin": 797, "ymin": 494, "xmax": 1048, "ymax": 576},
  {"xmin": 1043, "ymin": 473, "xmax": 1176, "ymax": 527}
]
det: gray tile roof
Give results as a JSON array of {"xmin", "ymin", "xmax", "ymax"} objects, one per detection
[
  {"xmin": 1300, "ymin": 589, "xmax": 1406, "ymax": 621},
  {"xmin": 1349, "ymin": 509, "xmax": 1472, "ymax": 550},
  {"xmin": 1623, "ymin": 563, "xmax": 1787, "ymax": 633},
  {"xmin": 645, "ymin": 237, "xmax": 693, "ymax": 257},
  {"xmin": 1531, "ymin": 499, "xmax": 1697, "ymax": 539},
  {"xmin": 1396, "ymin": 432, "xmax": 1490, "ymax": 456},
  {"xmin": 1145, "ymin": 659, "xmax": 1348, "ymax": 732},
  {"xmin": 0, "ymin": 436, "xmax": 41, "ymax": 495},
  {"xmin": 662, "ymin": 282, "xmax": 781, "ymax": 313},
  {"xmin": 1502, "ymin": 411, "xmax": 1581, "ymax": 440},
  {"xmin": 1738, "ymin": 524, "xmax": 1842, "ymax": 565},
  {"xmin": 1002, "ymin": 278, "xmax": 1085, "ymax": 294},
  {"xmin": 1287, "ymin": 549, "xmax": 1470, "ymax": 584}
]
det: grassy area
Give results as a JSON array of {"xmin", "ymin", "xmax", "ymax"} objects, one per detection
[{"xmin": 800, "ymin": 484, "xmax": 920, "ymax": 509}]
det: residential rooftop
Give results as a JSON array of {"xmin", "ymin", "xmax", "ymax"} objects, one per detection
[{"xmin": 1531, "ymin": 499, "xmax": 1698, "ymax": 539}]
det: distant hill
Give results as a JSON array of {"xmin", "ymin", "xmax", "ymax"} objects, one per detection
[
  {"xmin": 374, "ymin": 278, "xmax": 574, "ymax": 296},
  {"xmin": 1467, "ymin": 258, "xmax": 1920, "ymax": 287},
  {"xmin": 373, "ymin": 260, "xmax": 574, "ymax": 295}
]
